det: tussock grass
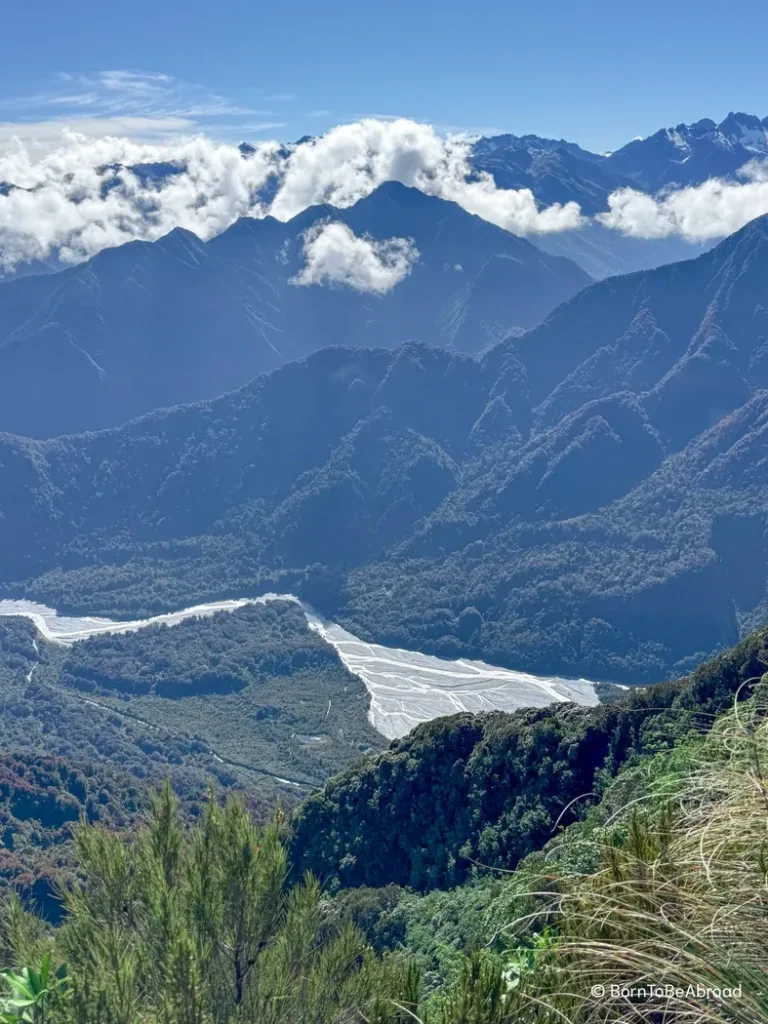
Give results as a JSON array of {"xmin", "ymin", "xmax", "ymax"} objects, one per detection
[{"xmin": 511, "ymin": 679, "xmax": 768, "ymax": 1024}]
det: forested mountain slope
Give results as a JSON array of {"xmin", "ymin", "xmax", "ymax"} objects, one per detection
[
  {"xmin": 0, "ymin": 182, "xmax": 589, "ymax": 437},
  {"xmin": 289, "ymin": 622, "xmax": 768, "ymax": 890},
  {"xmin": 0, "ymin": 606, "xmax": 380, "ymax": 798},
  {"xmin": 5, "ymin": 622, "xmax": 767, "ymax": 1023},
  {"xmin": 2, "ymin": 216, "xmax": 768, "ymax": 684},
  {"xmin": 0, "ymin": 603, "xmax": 381, "ymax": 919}
]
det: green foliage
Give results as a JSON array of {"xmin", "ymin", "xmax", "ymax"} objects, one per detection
[
  {"xmin": 57, "ymin": 603, "xmax": 383, "ymax": 787},
  {"xmin": 0, "ymin": 618, "xmax": 231, "ymax": 805},
  {"xmin": 0, "ymin": 954, "xmax": 70, "ymax": 1023},
  {"xmin": 0, "ymin": 783, "xmax": 423, "ymax": 1024},
  {"xmin": 290, "ymin": 625, "xmax": 768, "ymax": 890},
  {"xmin": 2, "ymin": 647, "xmax": 768, "ymax": 1023},
  {"xmin": 435, "ymin": 953, "xmax": 508, "ymax": 1024},
  {"xmin": 0, "ymin": 608, "xmax": 382, "ymax": 918},
  {"xmin": 61, "ymin": 602, "xmax": 336, "ymax": 698},
  {"xmin": 0, "ymin": 752, "xmax": 146, "ymax": 922},
  {"xmin": 510, "ymin": 685, "xmax": 768, "ymax": 1024}
]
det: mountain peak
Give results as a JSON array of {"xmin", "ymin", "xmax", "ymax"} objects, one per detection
[
  {"xmin": 717, "ymin": 111, "xmax": 765, "ymax": 136},
  {"xmin": 155, "ymin": 226, "xmax": 205, "ymax": 255},
  {"xmin": 712, "ymin": 211, "xmax": 768, "ymax": 251},
  {"xmin": 691, "ymin": 118, "xmax": 717, "ymax": 134},
  {"xmin": 606, "ymin": 112, "xmax": 768, "ymax": 191},
  {"xmin": 359, "ymin": 180, "xmax": 437, "ymax": 208}
]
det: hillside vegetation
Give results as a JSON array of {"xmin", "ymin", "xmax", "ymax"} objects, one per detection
[
  {"xmin": 0, "ymin": 751, "xmax": 145, "ymax": 921},
  {"xmin": 0, "ymin": 604, "xmax": 381, "ymax": 790},
  {"xmin": 2, "ymin": 218, "xmax": 768, "ymax": 684},
  {"xmin": 2, "ymin": 637, "xmax": 767, "ymax": 1022},
  {"xmin": 0, "ymin": 604, "xmax": 383, "ymax": 908},
  {"xmin": 290, "ymin": 622, "xmax": 768, "ymax": 889}
]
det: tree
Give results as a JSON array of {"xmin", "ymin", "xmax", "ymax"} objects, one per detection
[{"xmin": 0, "ymin": 786, "xmax": 421, "ymax": 1024}]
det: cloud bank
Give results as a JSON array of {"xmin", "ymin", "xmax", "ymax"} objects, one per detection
[
  {"xmin": 291, "ymin": 221, "xmax": 419, "ymax": 294},
  {"xmin": 268, "ymin": 119, "xmax": 585, "ymax": 233},
  {"xmin": 3, "ymin": 115, "xmax": 768, "ymax": 272},
  {"xmin": 0, "ymin": 134, "xmax": 280, "ymax": 269},
  {"xmin": 0, "ymin": 118, "xmax": 583, "ymax": 271},
  {"xmin": 597, "ymin": 161, "xmax": 768, "ymax": 241}
]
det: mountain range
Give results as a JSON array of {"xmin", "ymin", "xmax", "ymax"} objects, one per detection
[
  {"xmin": 469, "ymin": 111, "xmax": 768, "ymax": 278},
  {"xmin": 473, "ymin": 111, "xmax": 768, "ymax": 204},
  {"xmin": 3, "ymin": 212, "xmax": 768, "ymax": 685},
  {"xmin": 605, "ymin": 111, "xmax": 768, "ymax": 189},
  {"xmin": 0, "ymin": 181, "xmax": 590, "ymax": 437},
  {"xmin": 1, "ymin": 111, "xmax": 763, "ymax": 291}
]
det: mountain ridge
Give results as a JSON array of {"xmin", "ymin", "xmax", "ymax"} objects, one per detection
[
  {"xmin": 2, "ymin": 215, "xmax": 768, "ymax": 685},
  {"xmin": 0, "ymin": 181, "xmax": 590, "ymax": 438},
  {"xmin": 605, "ymin": 110, "xmax": 768, "ymax": 189}
]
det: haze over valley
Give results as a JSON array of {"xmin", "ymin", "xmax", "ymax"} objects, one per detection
[{"xmin": 3, "ymin": 11, "xmax": 768, "ymax": 1010}]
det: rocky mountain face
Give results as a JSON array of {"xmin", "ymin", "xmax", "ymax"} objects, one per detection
[
  {"xmin": 469, "ymin": 131, "xmax": 711, "ymax": 278},
  {"xmin": 605, "ymin": 111, "xmax": 768, "ymax": 190},
  {"xmin": 470, "ymin": 118, "xmax": 768, "ymax": 278}
]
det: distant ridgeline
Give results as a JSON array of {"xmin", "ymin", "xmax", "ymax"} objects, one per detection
[
  {"xmin": 2, "ymin": 216, "xmax": 768, "ymax": 683},
  {"xmin": 0, "ymin": 182, "xmax": 590, "ymax": 437}
]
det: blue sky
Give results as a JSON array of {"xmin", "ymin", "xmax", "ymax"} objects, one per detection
[{"xmin": 2, "ymin": 0, "xmax": 768, "ymax": 152}]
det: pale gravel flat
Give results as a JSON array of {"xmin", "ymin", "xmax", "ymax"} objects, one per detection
[{"xmin": 0, "ymin": 595, "xmax": 600, "ymax": 740}]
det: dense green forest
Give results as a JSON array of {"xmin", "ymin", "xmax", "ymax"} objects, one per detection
[
  {"xmin": 0, "ymin": 618, "xmax": 229, "ymax": 800},
  {"xmin": 60, "ymin": 602, "xmax": 339, "ymax": 698},
  {"xmin": 1, "ymin": 645, "xmax": 766, "ymax": 1022},
  {"xmin": 0, "ymin": 606, "xmax": 382, "ymax": 913},
  {"xmin": 290, "ymin": 621, "xmax": 768, "ymax": 889},
  {"xmin": 0, "ymin": 605, "xmax": 380, "ymax": 791},
  {"xmin": 0, "ymin": 751, "xmax": 145, "ymax": 921},
  {"xmin": 2, "ymin": 219, "xmax": 768, "ymax": 685}
]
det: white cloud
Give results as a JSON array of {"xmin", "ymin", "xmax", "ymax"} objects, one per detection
[
  {"xmin": 0, "ymin": 69, "xmax": 266, "ymax": 145},
  {"xmin": 5, "ymin": 102, "xmax": 768, "ymax": 271},
  {"xmin": 0, "ymin": 133, "xmax": 281, "ymax": 269},
  {"xmin": 0, "ymin": 116, "xmax": 195, "ymax": 154},
  {"xmin": 98, "ymin": 70, "xmax": 174, "ymax": 94},
  {"xmin": 270, "ymin": 118, "xmax": 585, "ymax": 234},
  {"xmin": 16, "ymin": 110, "xmax": 768, "ymax": 273},
  {"xmin": 47, "ymin": 93, "xmax": 101, "ymax": 107},
  {"xmin": 598, "ymin": 160, "xmax": 768, "ymax": 241},
  {"xmin": 290, "ymin": 220, "xmax": 419, "ymax": 294},
  {"xmin": 0, "ymin": 117, "xmax": 588, "ymax": 271}
]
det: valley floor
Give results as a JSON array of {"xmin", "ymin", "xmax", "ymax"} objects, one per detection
[{"xmin": 0, "ymin": 595, "xmax": 600, "ymax": 739}]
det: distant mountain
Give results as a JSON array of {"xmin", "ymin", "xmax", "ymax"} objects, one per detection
[
  {"xmin": 472, "ymin": 113, "xmax": 768, "ymax": 276},
  {"xmin": 3, "ymin": 114, "xmax": 759, "ymax": 291},
  {"xmin": 531, "ymin": 220, "xmax": 708, "ymax": 281},
  {"xmin": 470, "ymin": 133, "xmax": 712, "ymax": 278},
  {"xmin": 468, "ymin": 133, "xmax": 626, "ymax": 212},
  {"xmin": 471, "ymin": 134, "xmax": 624, "ymax": 214},
  {"xmin": 605, "ymin": 111, "xmax": 768, "ymax": 190},
  {"xmin": 0, "ymin": 181, "xmax": 590, "ymax": 437},
  {"xmin": 3, "ymin": 216, "xmax": 768, "ymax": 686}
]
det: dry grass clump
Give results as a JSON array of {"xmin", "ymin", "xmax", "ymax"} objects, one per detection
[{"xmin": 517, "ymin": 680, "xmax": 768, "ymax": 1024}]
